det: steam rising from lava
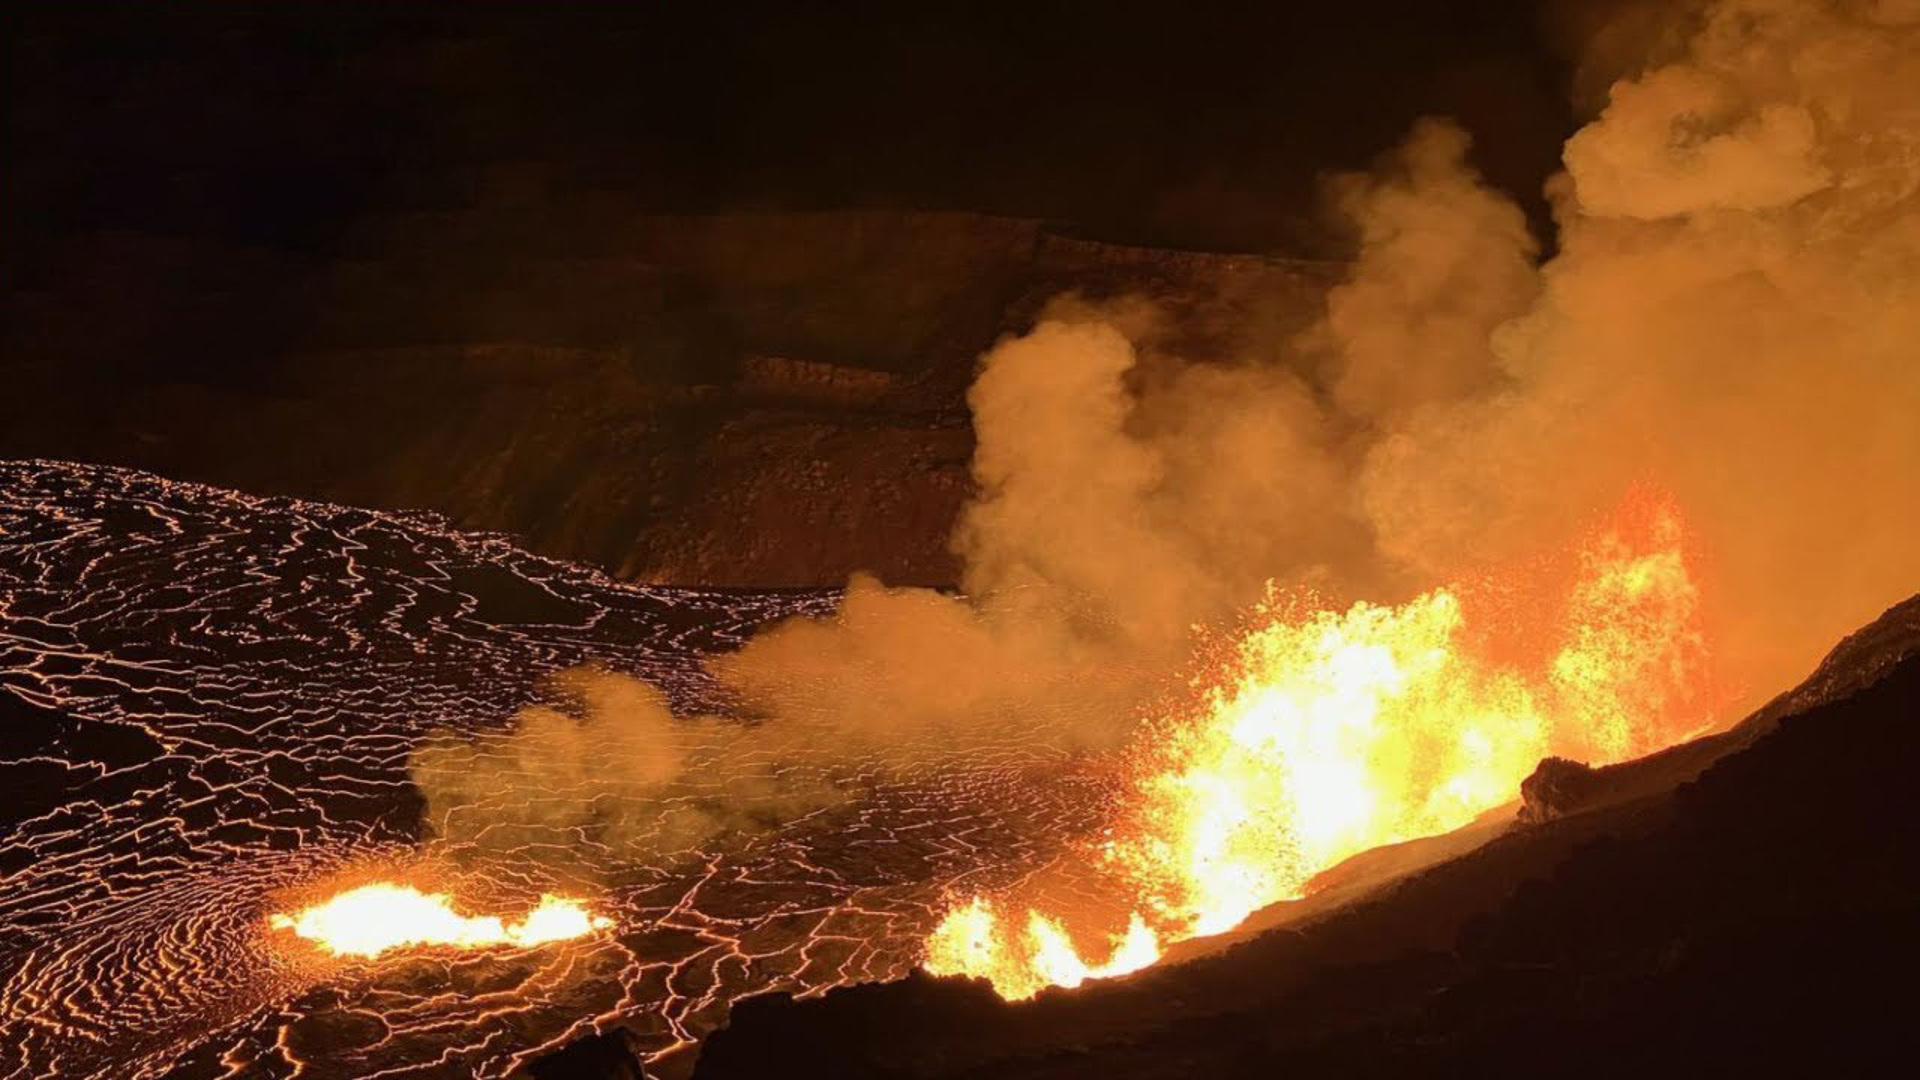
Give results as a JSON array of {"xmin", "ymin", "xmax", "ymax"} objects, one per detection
[
  {"xmin": 406, "ymin": 0, "xmax": 1920, "ymax": 1000},
  {"xmin": 411, "ymin": 667, "xmax": 849, "ymax": 860}
]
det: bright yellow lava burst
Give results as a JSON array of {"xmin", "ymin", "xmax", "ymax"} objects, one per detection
[
  {"xmin": 925, "ymin": 498, "xmax": 1709, "ymax": 999},
  {"xmin": 269, "ymin": 882, "xmax": 612, "ymax": 958}
]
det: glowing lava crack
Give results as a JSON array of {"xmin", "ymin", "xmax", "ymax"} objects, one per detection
[{"xmin": 270, "ymin": 884, "xmax": 612, "ymax": 958}]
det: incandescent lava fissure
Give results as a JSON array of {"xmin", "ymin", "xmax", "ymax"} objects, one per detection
[
  {"xmin": 920, "ymin": 492, "xmax": 1718, "ymax": 999},
  {"xmin": 269, "ymin": 883, "xmax": 613, "ymax": 958}
]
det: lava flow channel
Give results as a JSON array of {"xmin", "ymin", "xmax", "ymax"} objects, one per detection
[{"xmin": 925, "ymin": 493, "xmax": 1719, "ymax": 999}]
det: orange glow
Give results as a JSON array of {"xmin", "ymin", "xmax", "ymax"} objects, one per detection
[
  {"xmin": 923, "ymin": 897, "xmax": 1161, "ymax": 1001},
  {"xmin": 269, "ymin": 882, "xmax": 612, "ymax": 958},
  {"xmin": 925, "ymin": 496, "xmax": 1712, "ymax": 998}
]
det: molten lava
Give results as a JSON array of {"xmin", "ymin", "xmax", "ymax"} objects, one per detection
[
  {"xmin": 269, "ymin": 883, "xmax": 612, "ymax": 958},
  {"xmin": 925, "ymin": 497, "xmax": 1713, "ymax": 998},
  {"xmin": 925, "ymin": 898, "xmax": 1162, "ymax": 1001}
]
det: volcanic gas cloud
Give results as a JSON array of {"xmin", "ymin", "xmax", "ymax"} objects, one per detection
[{"xmin": 411, "ymin": 0, "xmax": 1920, "ymax": 999}]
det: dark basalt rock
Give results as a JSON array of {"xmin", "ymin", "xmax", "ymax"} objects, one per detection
[
  {"xmin": 526, "ymin": 1027, "xmax": 651, "ymax": 1080},
  {"xmin": 1516, "ymin": 756, "xmax": 1602, "ymax": 824},
  {"xmin": 694, "ymin": 972, "xmax": 1009, "ymax": 1080}
]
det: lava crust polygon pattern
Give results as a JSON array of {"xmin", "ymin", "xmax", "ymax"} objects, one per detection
[{"xmin": 0, "ymin": 461, "xmax": 1108, "ymax": 1079}]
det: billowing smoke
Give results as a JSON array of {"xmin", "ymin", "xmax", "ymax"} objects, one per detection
[
  {"xmin": 699, "ymin": 120, "xmax": 1543, "ymax": 772},
  {"xmin": 411, "ymin": 667, "xmax": 847, "ymax": 858},
  {"xmin": 729, "ymin": 0, "xmax": 1920, "ymax": 725},
  {"xmin": 1361, "ymin": 0, "xmax": 1920, "ymax": 690},
  {"xmin": 413, "ymin": 0, "xmax": 1920, "ymax": 855},
  {"xmin": 707, "ymin": 121, "xmax": 1543, "ymax": 754}
]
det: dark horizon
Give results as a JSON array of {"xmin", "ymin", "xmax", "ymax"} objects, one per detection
[{"xmin": 6, "ymin": 0, "xmax": 1576, "ymax": 266}]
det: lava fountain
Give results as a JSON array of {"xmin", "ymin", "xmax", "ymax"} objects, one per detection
[
  {"xmin": 925, "ymin": 493, "xmax": 1716, "ymax": 999},
  {"xmin": 270, "ymin": 883, "xmax": 613, "ymax": 959}
]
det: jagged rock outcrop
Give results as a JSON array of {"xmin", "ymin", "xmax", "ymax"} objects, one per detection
[
  {"xmin": 690, "ymin": 972, "xmax": 1008, "ymax": 1080},
  {"xmin": 527, "ymin": 1027, "xmax": 651, "ymax": 1080},
  {"xmin": 1516, "ymin": 756, "xmax": 1602, "ymax": 825}
]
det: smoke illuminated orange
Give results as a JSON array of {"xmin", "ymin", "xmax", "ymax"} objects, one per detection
[
  {"xmin": 925, "ymin": 495, "xmax": 1713, "ymax": 998},
  {"xmin": 269, "ymin": 883, "xmax": 612, "ymax": 958}
]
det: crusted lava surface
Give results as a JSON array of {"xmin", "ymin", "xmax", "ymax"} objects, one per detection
[{"xmin": 0, "ymin": 461, "xmax": 1119, "ymax": 1079}]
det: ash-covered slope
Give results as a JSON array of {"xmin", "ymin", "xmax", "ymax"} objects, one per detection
[{"xmin": 680, "ymin": 593, "xmax": 1920, "ymax": 1079}]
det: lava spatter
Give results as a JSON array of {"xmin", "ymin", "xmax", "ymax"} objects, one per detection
[{"xmin": 925, "ymin": 495, "xmax": 1716, "ymax": 999}]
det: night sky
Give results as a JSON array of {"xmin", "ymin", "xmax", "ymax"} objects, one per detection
[{"xmin": 7, "ymin": 1, "xmax": 1577, "ymax": 266}]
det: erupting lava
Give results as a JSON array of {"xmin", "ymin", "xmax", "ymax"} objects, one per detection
[
  {"xmin": 925, "ymin": 496, "xmax": 1713, "ymax": 999},
  {"xmin": 270, "ymin": 883, "xmax": 612, "ymax": 958}
]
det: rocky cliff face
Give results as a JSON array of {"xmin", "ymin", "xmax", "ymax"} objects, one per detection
[{"xmin": 5, "ymin": 211, "xmax": 1339, "ymax": 585}]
